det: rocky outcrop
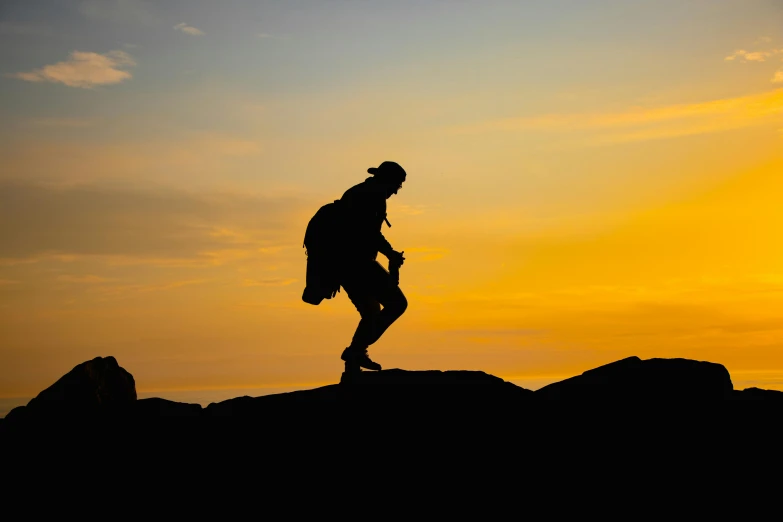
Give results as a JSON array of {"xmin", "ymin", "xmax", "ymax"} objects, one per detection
[
  {"xmin": 5, "ymin": 356, "xmax": 136, "ymax": 422},
  {"xmin": 535, "ymin": 356, "xmax": 733, "ymax": 401},
  {"xmin": 4, "ymin": 354, "xmax": 783, "ymax": 432}
]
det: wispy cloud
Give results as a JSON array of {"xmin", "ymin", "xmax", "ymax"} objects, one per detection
[
  {"xmin": 9, "ymin": 50, "xmax": 135, "ymax": 89},
  {"xmin": 448, "ymin": 89, "xmax": 783, "ymax": 143},
  {"xmin": 0, "ymin": 279, "xmax": 20, "ymax": 286},
  {"xmin": 723, "ymin": 44, "xmax": 783, "ymax": 84},
  {"xmin": 724, "ymin": 49, "xmax": 781, "ymax": 62},
  {"xmin": 0, "ymin": 183, "xmax": 308, "ymax": 266},
  {"xmin": 174, "ymin": 22, "xmax": 204, "ymax": 36}
]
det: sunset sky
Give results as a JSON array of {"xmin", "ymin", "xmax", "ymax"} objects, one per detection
[{"xmin": 1, "ymin": 0, "xmax": 782, "ymax": 401}]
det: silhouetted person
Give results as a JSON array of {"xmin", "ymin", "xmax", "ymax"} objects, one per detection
[{"xmin": 338, "ymin": 161, "xmax": 408, "ymax": 373}]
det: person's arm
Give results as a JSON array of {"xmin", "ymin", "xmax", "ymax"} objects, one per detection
[
  {"xmin": 378, "ymin": 230, "xmax": 394, "ymax": 258},
  {"xmin": 374, "ymin": 196, "xmax": 398, "ymax": 259},
  {"xmin": 377, "ymin": 215, "xmax": 403, "ymax": 266}
]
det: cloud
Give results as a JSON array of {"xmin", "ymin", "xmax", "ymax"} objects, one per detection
[
  {"xmin": 448, "ymin": 89, "xmax": 783, "ymax": 143},
  {"xmin": 0, "ymin": 279, "xmax": 20, "ymax": 286},
  {"xmin": 174, "ymin": 22, "xmax": 204, "ymax": 36},
  {"xmin": 724, "ymin": 48, "xmax": 782, "ymax": 62},
  {"xmin": 9, "ymin": 50, "xmax": 135, "ymax": 89},
  {"xmin": 774, "ymin": 71, "xmax": 783, "ymax": 84},
  {"xmin": 755, "ymin": 36, "xmax": 773, "ymax": 44},
  {"xmin": 257, "ymin": 33, "xmax": 274, "ymax": 39}
]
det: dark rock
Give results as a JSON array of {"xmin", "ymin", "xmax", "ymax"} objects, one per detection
[
  {"xmin": 6, "ymin": 353, "xmax": 783, "ymax": 443},
  {"xmin": 4, "ymin": 406, "xmax": 27, "ymax": 423},
  {"xmin": 535, "ymin": 356, "xmax": 733, "ymax": 401},
  {"xmin": 204, "ymin": 384, "xmax": 343, "ymax": 418},
  {"xmin": 133, "ymin": 398, "xmax": 202, "ymax": 417},
  {"xmin": 5, "ymin": 356, "xmax": 136, "ymax": 423},
  {"xmin": 733, "ymin": 387, "xmax": 783, "ymax": 402},
  {"xmin": 338, "ymin": 368, "xmax": 532, "ymax": 410},
  {"xmin": 203, "ymin": 369, "xmax": 532, "ymax": 421}
]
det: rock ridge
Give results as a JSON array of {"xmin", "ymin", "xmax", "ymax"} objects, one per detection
[{"xmin": 3, "ymin": 355, "xmax": 782, "ymax": 429}]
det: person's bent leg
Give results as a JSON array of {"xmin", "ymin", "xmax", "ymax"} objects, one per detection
[
  {"xmin": 365, "ymin": 285, "xmax": 407, "ymax": 346},
  {"xmin": 363, "ymin": 261, "xmax": 408, "ymax": 346}
]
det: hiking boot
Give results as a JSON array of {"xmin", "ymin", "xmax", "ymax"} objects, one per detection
[{"xmin": 341, "ymin": 346, "xmax": 382, "ymax": 371}]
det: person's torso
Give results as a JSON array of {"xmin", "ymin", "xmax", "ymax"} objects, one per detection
[{"xmin": 339, "ymin": 178, "xmax": 386, "ymax": 259}]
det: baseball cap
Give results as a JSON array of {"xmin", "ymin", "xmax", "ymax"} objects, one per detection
[{"xmin": 368, "ymin": 161, "xmax": 406, "ymax": 183}]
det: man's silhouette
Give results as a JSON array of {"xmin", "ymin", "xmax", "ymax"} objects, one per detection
[{"xmin": 338, "ymin": 161, "xmax": 408, "ymax": 373}]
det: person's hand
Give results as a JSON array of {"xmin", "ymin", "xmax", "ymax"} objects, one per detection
[{"xmin": 388, "ymin": 250, "xmax": 405, "ymax": 268}]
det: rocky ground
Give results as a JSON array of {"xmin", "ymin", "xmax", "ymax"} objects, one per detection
[{"xmin": 3, "ymin": 355, "xmax": 781, "ymax": 498}]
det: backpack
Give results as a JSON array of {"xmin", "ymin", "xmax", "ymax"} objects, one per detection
[{"xmin": 301, "ymin": 200, "xmax": 345, "ymax": 305}]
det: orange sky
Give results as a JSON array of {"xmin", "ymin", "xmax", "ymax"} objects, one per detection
[{"xmin": 1, "ymin": 1, "xmax": 782, "ymax": 397}]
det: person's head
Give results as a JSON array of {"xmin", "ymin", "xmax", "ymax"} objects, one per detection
[{"xmin": 368, "ymin": 161, "xmax": 406, "ymax": 199}]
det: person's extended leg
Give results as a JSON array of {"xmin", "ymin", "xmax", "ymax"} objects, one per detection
[{"xmin": 347, "ymin": 296, "xmax": 381, "ymax": 351}]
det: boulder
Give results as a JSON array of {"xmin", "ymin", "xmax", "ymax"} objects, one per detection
[
  {"xmin": 5, "ymin": 356, "xmax": 136, "ymax": 422},
  {"xmin": 535, "ymin": 356, "xmax": 733, "ymax": 401}
]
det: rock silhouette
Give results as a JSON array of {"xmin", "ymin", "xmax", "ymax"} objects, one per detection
[
  {"xmin": 133, "ymin": 397, "xmax": 203, "ymax": 417},
  {"xmin": 3, "ymin": 354, "xmax": 782, "ymax": 433},
  {"xmin": 204, "ymin": 369, "xmax": 533, "ymax": 419},
  {"xmin": 535, "ymin": 356, "xmax": 734, "ymax": 401},
  {"xmin": 733, "ymin": 387, "xmax": 783, "ymax": 401},
  {"xmin": 5, "ymin": 356, "xmax": 136, "ymax": 423}
]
